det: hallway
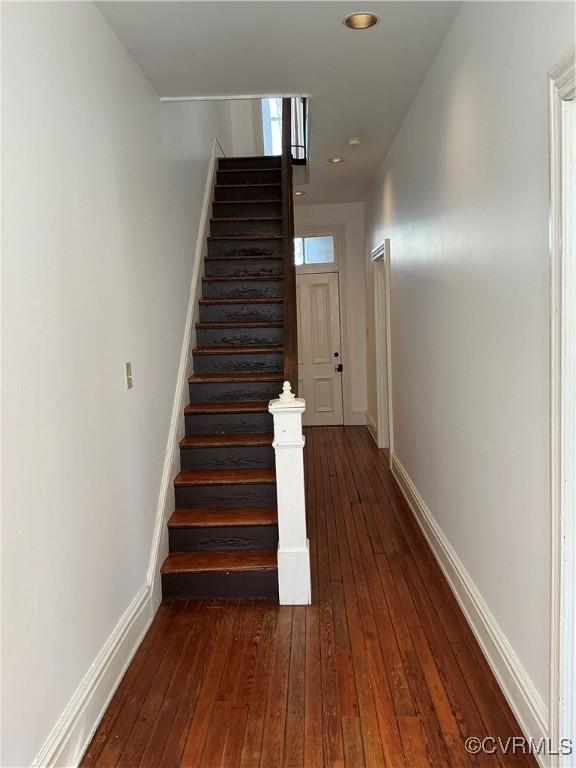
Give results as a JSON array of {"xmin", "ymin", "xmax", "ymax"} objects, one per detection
[{"xmin": 81, "ymin": 427, "xmax": 533, "ymax": 767}]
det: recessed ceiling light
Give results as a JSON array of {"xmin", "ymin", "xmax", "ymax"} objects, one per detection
[
  {"xmin": 348, "ymin": 137, "xmax": 362, "ymax": 146},
  {"xmin": 328, "ymin": 156, "xmax": 344, "ymax": 164},
  {"xmin": 343, "ymin": 12, "xmax": 379, "ymax": 30},
  {"xmin": 294, "ymin": 190, "xmax": 305, "ymax": 196}
]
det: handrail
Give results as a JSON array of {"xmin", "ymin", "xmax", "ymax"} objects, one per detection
[
  {"xmin": 290, "ymin": 97, "xmax": 307, "ymax": 162},
  {"xmin": 281, "ymin": 98, "xmax": 298, "ymax": 395}
]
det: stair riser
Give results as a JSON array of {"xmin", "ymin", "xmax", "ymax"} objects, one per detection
[
  {"xmin": 196, "ymin": 326, "xmax": 283, "ymax": 347},
  {"xmin": 217, "ymin": 169, "xmax": 281, "ymax": 185},
  {"xmin": 175, "ymin": 482, "xmax": 277, "ymax": 508},
  {"xmin": 213, "ymin": 202, "xmax": 282, "ymax": 218},
  {"xmin": 219, "ymin": 157, "xmax": 281, "ymax": 170},
  {"xmin": 180, "ymin": 444, "xmax": 275, "ymax": 470},
  {"xmin": 205, "ymin": 259, "xmax": 282, "ymax": 278},
  {"xmin": 189, "ymin": 380, "xmax": 281, "ymax": 402},
  {"xmin": 199, "ymin": 302, "xmax": 283, "ymax": 323},
  {"xmin": 169, "ymin": 524, "xmax": 278, "ymax": 551},
  {"xmin": 193, "ymin": 351, "xmax": 283, "ymax": 374},
  {"xmin": 185, "ymin": 411, "xmax": 272, "ymax": 435},
  {"xmin": 162, "ymin": 569, "xmax": 278, "ymax": 600},
  {"xmin": 215, "ymin": 185, "xmax": 281, "ymax": 202},
  {"xmin": 211, "ymin": 220, "xmax": 283, "ymax": 238},
  {"xmin": 202, "ymin": 280, "xmax": 283, "ymax": 300},
  {"xmin": 207, "ymin": 239, "xmax": 283, "ymax": 258}
]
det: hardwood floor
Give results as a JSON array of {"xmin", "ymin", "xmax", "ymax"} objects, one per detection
[{"xmin": 81, "ymin": 426, "xmax": 535, "ymax": 767}]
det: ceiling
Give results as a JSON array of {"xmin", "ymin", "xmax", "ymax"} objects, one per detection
[{"xmin": 98, "ymin": 1, "xmax": 460, "ymax": 204}]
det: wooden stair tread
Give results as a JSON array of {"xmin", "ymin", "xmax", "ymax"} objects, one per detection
[
  {"xmin": 202, "ymin": 276, "xmax": 283, "ymax": 282},
  {"xmin": 199, "ymin": 298, "xmax": 283, "ymax": 305},
  {"xmin": 205, "ymin": 254, "xmax": 283, "ymax": 261},
  {"xmin": 213, "ymin": 199, "xmax": 282, "ymax": 205},
  {"xmin": 180, "ymin": 433, "xmax": 273, "ymax": 448},
  {"xmin": 215, "ymin": 183, "xmax": 282, "ymax": 189},
  {"xmin": 193, "ymin": 345, "xmax": 283, "ymax": 354},
  {"xmin": 185, "ymin": 401, "xmax": 269, "ymax": 415},
  {"xmin": 208, "ymin": 236, "xmax": 283, "ymax": 242},
  {"xmin": 195, "ymin": 322, "xmax": 283, "ymax": 329},
  {"xmin": 168, "ymin": 507, "xmax": 277, "ymax": 528},
  {"xmin": 161, "ymin": 550, "xmax": 277, "ymax": 574},
  {"xmin": 218, "ymin": 168, "xmax": 281, "ymax": 174},
  {"xmin": 219, "ymin": 155, "xmax": 280, "ymax": 162},
  {"xmin": 175, "ymin": 468, "xmax": 275, "ymax": 486},
  {"xmin": 211, "ymin": 217, "xmax": 283, "ymax": 223},
  {"xmin": 189, "ymin": 372, "xmax": 282, "ymax": 383}
]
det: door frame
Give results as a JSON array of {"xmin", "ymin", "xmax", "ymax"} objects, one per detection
[
  {"xmin": 294, "ymin": 223, "xmax": 352, "ymax": 424},
  {"xmin": 548, "ymin": 48, "xmax": 575, "ymax": 762},
  {"xmin": 372, "ymin": 241, "xmax": 393, "ymax": 455}
]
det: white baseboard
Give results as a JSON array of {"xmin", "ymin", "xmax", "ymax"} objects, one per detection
[
  {"xmin": 366, "ymin": 412, "xmax": 378, "ymax": 444},
  {"xmin": 32, "ymin": 587, "xmax": 153, "ymax": 768},
  {"xmin": 390, "ymin": 453, "xmax": 549, "ymax": 766},
  {"xmin": 349, "ymin": 410, "xmax": 367, "ymax": 426}
]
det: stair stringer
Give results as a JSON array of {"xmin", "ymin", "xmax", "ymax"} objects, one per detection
[{"xmin": 147, "ymin": 139, "xmax": 222, "ymax": 610}]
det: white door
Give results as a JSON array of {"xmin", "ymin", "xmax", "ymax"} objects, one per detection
[{"xmin": 296, "ymin": 272, "xmax": 344, "ymax": 426}]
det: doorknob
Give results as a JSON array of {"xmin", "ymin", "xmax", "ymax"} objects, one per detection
[{"xmin": 335, "ymin": 363, "xmax": 343, "ymax": 373}]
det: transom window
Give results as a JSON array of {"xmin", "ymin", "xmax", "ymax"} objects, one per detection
[{"xmin": 294, "ymin": 235, "xmax": 335, "ymax": 266}]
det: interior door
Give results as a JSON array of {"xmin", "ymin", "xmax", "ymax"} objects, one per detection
[{"xmin": 296, "ymin": 272, "xmax": 344, "ymax": 426}]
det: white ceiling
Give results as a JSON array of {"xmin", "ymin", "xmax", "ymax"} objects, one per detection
[{"xmin": 98, "ymin": 1, "xmax": 460, "ymax": 204}]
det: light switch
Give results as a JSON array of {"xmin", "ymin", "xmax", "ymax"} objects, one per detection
[{"xmin": 125, "ymin": 361, "xmax": 133, "ymax": 389}]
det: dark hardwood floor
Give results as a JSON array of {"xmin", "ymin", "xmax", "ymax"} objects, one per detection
[{"xmin": 81, "ymin": 426, "xmax": 535, "ymax": 767}]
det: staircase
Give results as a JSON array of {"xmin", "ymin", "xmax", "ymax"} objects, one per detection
[{"xmin": 161, "ymin": 155, "xmax": 290, "ymax": 601}]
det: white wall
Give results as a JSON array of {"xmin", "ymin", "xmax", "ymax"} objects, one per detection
[
  {"xmin": 228, "ymin": 99, "xmax": 263, "ymax": 156},
  {"xmin": 367, "ymin": 0, "xmax": 574, "ymax": 725},
  {"xmin": 295, "ymin": 202, "xmax": 367, "ymax": 424},
  {"xmin": 1, "ymin": 3, "xmax": 238, "ymax": 765}
]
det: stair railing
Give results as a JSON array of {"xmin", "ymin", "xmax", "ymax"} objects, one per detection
[
  {"xmin": 270, "ymin": 99, "xmax": 311, "ymax": 605},
  {"xmin": 290, "ymin": 97, "xmax": 308, "ymax": 168},
  {"xmin": 281, "ymin": 97, "xmax": 298, "ymax": 395}
]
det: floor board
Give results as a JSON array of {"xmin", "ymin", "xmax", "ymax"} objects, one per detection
[{"xmin": 81, "ymin": 426, "xmax": 535, "ymax": 767}]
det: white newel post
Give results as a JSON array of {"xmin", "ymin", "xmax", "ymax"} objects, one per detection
[{"xmin": 269, "ymin": 382, "xmax": 311, "ymax": 605}]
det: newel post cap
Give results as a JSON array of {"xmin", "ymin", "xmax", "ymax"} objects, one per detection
[
  {"xmin": 268, "ymin": 381, "xmax": 306, "ymax": 412},
  {"xmin": 279, "ymin": 381, "xmax": 295, "ymax": 402}
]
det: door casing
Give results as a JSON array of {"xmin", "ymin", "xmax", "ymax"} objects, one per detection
[
  {"xmin": 372, "ymin": 247, "xmax": 393, "ymax": 454},
  {"xmin": 549, "ymin": 48, "xmax": 576, "ymax": 764},
  {"xmin": 294, "ymin": 223, "xmax": 355, "ymax": 424}
]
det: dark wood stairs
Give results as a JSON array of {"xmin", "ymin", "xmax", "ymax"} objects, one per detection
[{"xmin": 161, "ymin": 155, "xmax": 287, "ymax": 601}]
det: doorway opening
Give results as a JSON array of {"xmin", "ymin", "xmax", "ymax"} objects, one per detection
[{"xmin": 295, "ymin": 232, "xmax": 345, "ymax": 427}]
